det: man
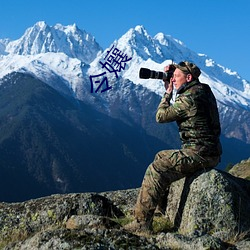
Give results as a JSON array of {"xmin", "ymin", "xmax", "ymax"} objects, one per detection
[{"xmin": 124, "ymin": 61, "xmax": 222, "ymax": 233}]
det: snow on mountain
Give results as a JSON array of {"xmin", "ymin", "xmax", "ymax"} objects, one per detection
[
  {"xmin": 89, "ymin": 25, "xmax": 250, "ymax": 110},
  {"xmin": 0, "ymin": 39, "xmax": 9, "ymax": 55},
  {"xmin": 0, "ymin": 22, "xmax": 250, "ymax": 112},
  {"xmin": 0, "ymin": 21, "xmax": 104, "ymax": 99},
  {"xmin": 0, "ymin": 52, "xmax": 88, "ymax": 99},
  {"xmin": 3, "ymin": 21, "xmax": 102, "ymax": 64}
]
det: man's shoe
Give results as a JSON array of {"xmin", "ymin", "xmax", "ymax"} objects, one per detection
[{"xmin": 124, "ymin": 219, "xmax": 152, "ymax": 234}]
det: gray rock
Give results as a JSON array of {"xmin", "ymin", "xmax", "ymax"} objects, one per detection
[
  {"xmin": 4, "ymin": 228, "xmax": 161, "ymax": 250},
  {"xmin": 165, "ymin": 169, "xmax": 250, "ymax": 241},
  {"xmin": 101, "ymin": 188, "xmax": 139, "ymax": 215},
  {"xmin": 65, "ymin": 214, "xmax": 120, "ymax": 230},
  {"xmin": 235, "ymin": 240, "xmax": 250, "ymax": 250},
  {"xmin": 0, "ymin": 192, "xmax": 124, "ymax": 248},
  {"xmin": 156, "ymin": 232, "xmax": 227, "ymax": 250}
]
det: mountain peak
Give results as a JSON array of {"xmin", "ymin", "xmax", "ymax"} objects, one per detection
[
  {"xmin": 54, "ymin": 23, "xmax": 79, "ymax": 34},
  {"xmin": 154, "ymin": 32, "xmax": 185, "ymax": 49},
  {"xmin": 5, "ymin": 22, "xmax": 102, "ymax": 64},
  {"xmin": 134, "ymin": 25, "xmax": 148, "ymax": 34},
  {"xmin": 114, "ymin": 25, "xmax": 165, "ymax": 62},
  {"xmin": 119, "ymin": 25, "xmax": 151, "ymax": 44},
  {"xmin": 34, "ymin": 21, "xmax": 48, "ymax": 29}
]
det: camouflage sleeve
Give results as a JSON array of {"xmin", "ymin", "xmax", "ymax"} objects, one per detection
[{"xmin": 156, "ymin": 93, "xmax": 195, "ymax": 123}]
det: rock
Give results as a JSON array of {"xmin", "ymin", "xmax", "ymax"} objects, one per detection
[
  {"xmin": 156, "ymin": 232, "xmax": 227, "ymax": 250},
  {"xmin": 0, "ymin": 193, "xmax": 124, "ymax": 248},
  {"xmin": 165, "ymin": 169, "xmax": 250, "ymax": 241},
  {"xmin": 235, "ymin": 239, "xmax": 250, "ymax": 250},
  {"xmin": 65, "ymin": 214, "xmax": 120, "ymax": 230},
  {"xmin": 1, "ymin": 168, "xmax": 250, "ymax": 249},
  {"xmin": 4, "ymin": 228, "xmax": 161, "ymax": 250},
  {"xmin": 100, "ymin": 188, "xmax": 140, "ymax": 215},
  {"xmin": 229, "ymin": 158, "xmax": 250, "ymax": 180}
]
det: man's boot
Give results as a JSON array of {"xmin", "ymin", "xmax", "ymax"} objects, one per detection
[{"xmin": 123, "ymin": 217, "xmax": 153, "ymax": 234}]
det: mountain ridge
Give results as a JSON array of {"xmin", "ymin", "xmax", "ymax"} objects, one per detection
[
  {"xmin": 1, "ymin": 21, "xmax": 250, "ymax": 150},
  {"xmin": 4, "ymin": 21, "xmax": 102, "ymax": 64},
  {"xmin": 1, "ymin": 22, "xmax": 249, "ymax": 109}
]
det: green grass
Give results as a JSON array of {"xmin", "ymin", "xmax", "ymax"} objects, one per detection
[
  {"xmin": 113, "ymin": 214, "xmax": 174, "ymax": 234},
  {"xmin": 152, "ymin": 216, "xmax": 174, "ymax": 234}
]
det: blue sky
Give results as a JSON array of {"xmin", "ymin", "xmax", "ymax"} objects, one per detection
[{"xmin": 1, "ymin": 0, "xmax": 250, "ymax": 81}]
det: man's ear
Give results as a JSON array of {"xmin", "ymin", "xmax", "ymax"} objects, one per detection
[{"xmin": 186, "ymin": 74, "xmax": 193, "ymax": 82}]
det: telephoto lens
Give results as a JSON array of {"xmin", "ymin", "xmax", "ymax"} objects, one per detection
[
  {"xmin": 139, "ymin": 68, "xmax": 167, "ymax": 80},
  {"xmin": 139, "ymin": 65, "xmax": 176, "ymax": 82}
]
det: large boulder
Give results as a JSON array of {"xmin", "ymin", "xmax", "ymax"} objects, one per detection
[
  {"xmin": 165, "ymin": 169, "xmax": 250, "ymax": 241},
  {"xmin": 0, "ymin": 193, "xmax": 124, "ymax": 248}
]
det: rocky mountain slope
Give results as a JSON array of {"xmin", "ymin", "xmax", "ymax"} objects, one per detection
[
  {"xmin": 1, "ymin": 168, "xmax": 250, "ymax": 249},
  {"xmin": 0, "ymin": 72, "xmax": 168, "ymax": 202}
]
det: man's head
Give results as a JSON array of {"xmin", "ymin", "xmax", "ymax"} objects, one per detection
[{"xmin": 172, "ymin": 61, "xmax": 201, "ymax": 90}]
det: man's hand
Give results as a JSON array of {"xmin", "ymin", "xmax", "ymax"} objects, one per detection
[{"xmin": 163, "ymin": 65, "xmax": 174, "ymax": 94}]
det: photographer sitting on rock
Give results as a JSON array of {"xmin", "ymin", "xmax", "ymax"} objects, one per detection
[{"xmin": 124, "ymin": 61, "xmax": 222, "ymax": 233}]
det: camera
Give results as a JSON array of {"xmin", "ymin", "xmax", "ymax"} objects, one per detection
[{"xmin": 139, "ymin": 64, "xmax": 176, "ymax": 82}]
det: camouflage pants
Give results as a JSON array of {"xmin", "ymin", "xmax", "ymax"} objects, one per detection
[{"xmin": 134, "ymin": 149, "xmax": 220, "ymax": 222}]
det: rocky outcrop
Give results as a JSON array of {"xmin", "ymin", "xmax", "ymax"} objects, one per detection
[
  {"xmin": 229, "ymin": 158, "xmax": 250, "ymax": 180},
  {"xmin": 165, "ymin": 169, "xmax": 250, "ymax": 240},
  {"xmin": 1, "ymin": 169, "xmax": 250, "ymax": 249}
]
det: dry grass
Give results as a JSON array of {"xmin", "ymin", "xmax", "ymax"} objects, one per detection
[
  {"xmin": 225, "ymin": 230, "xmax": 250, "ymax": 245},
  {"xmin": 116, "ymin": 214, "xmax": 174, "ymax": 235}
]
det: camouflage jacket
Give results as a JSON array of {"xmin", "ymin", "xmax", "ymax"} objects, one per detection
[{"xmin": 156, "ymin": 80, "xmax": 222, "ymax": 157}]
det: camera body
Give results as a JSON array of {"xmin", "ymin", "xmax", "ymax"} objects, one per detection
[{"xmin": 139, "ymin": 65, "xmax": 176, "ymax": 82}]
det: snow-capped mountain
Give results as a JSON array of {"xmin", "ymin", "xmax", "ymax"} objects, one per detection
[
  {"xmin": 90, "ymin": 25, "xmax": 250, "ymax": 110},
  {"xmin": 1, "ymin": 22, "xmax": 249, "ymax": 110},
  {"xmin": 0, "ymin": 21, "xmax": 103, "ymax": 99},
  {"xmin": 0, "ymin": 22, "xmax": 249, "ymax": 157},
  {"xmin": 2, "ymin": 21, "xmax": 102, "ymax": 64}
]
